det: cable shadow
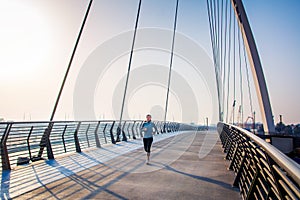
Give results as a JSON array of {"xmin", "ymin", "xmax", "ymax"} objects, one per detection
[
  {"xmin": 148, "ymin": 158, "xmax": 230, "ymax": 187},
  {"xmin": 164, "ymin": 165, "xmax": 235, "ymax": 190}
]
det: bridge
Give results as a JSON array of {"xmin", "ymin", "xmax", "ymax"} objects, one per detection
[{"xmin": 1, "ymin": 0, "xmax": 300, "ymax": 199}]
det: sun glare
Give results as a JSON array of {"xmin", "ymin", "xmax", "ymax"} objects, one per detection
[{"xmin": 0, "ymin": 1, "xmax": 52, "ymax": 80}]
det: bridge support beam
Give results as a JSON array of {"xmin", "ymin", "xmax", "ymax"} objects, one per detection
[{"xmin": 231, "ymin": 0, "xmax": 275, "ymax": 134}]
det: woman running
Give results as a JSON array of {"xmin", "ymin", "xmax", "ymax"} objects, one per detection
[{"xmin": 141, "ymin": 114, "xmax": 158, "ymax": 164}]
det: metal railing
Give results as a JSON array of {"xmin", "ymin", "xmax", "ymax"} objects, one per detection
[
  {"xmin": 218, "ymin": 122, "xmax": 300, "ymax": 200},
  {"xmin": 0, "ymin": 120, "xmax": 183, "ymax": 170}
]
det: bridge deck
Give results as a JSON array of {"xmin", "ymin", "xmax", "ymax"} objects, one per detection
[{"xmin": 2, "ymin": 131, "xmax": 240, "ymax": 199}]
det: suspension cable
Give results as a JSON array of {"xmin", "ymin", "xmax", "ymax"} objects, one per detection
[
  {"xmin": 50, "ymin": 0, "xmax": 93, "ymax": 121},
  {"xmin": 226, "ymin": 4, "xmax": 232, "ymax": 123},
  {"xmin": 238, "ymin": 23, "xmax": 244, "ymax": 125},
  {"xmin": 207, "ymin": 0, "xmax": 222, "ymax": 121},
  {"xmin": 213, "ymin": 0, "xmax": 219, "ymax": 70},
  {"xmin": 119, "ymin": 0, "xmax": 142, "ymax": 126},
  {"xmin": 216, "ymin": 0, "xmax": 223, "ymax": 121},
  {"xmin": 217, "ymin": 0, "xmax": 224, "ymax": 119},
  {"xmin": 164, "ymin": 0, "xmax": 179, "ymax": 124},
  {"xmin": 219, "ymin": 0, "xmax": 224, "ymax": 115},
  {"xmin": 221, "ymin": 0, "xmax": 228, "ymax": 121},
  {"xmin": 232, "ymin": 8, "xmax": 236, "ymax": 124},
  {"xmin": 207, "ymin": 0, "xmax": 216, "ymax": 66},
  {"xmin": 242, "ymin": 34, "xmax": 254, "ymax": 117},
  {"xmin": 216, "ymin": 0, "xmax": 221, "ymax": 78}
]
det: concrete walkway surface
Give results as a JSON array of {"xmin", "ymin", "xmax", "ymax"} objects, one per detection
[{"xmin": 1, "ymin": 131, "xmax": 240, "ymax": 200}]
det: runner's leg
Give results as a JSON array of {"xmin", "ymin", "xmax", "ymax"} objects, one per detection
[
  {"xmin": 143, "ymin": 138, "xmax": 147, "ymax": 152},
  {"xmin": 147, "ymin": 138, "xmax": 153, "ymax": 162}
]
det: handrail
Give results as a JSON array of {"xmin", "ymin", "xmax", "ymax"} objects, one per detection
[
  {"xmin": 218, "ymin": 122, "xmax": 300, "ymax": 199},
  {"xmin": 233, "ymin": 124, "xmax": 300, "ymax": 186},
  {"xmin": 0, "ymin": 119, "xmax": 143, "ymax": 125}
]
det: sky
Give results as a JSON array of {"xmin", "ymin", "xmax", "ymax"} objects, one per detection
[{"xmin": 0, "ymin": 0, "xmax": 299, "ymax": 125}]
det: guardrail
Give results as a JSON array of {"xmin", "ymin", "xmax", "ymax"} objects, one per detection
[
  {"xmin": 0, "ymin": 120, "xmax": 183, "ymax": 170},
  {"xmin": 218, "ymin": 122, "xmax": 300, "ymax": 200}
]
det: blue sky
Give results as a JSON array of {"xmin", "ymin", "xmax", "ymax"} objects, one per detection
[
  {"xmin": 244, "ymin": 0, "xmax": 300, "ymax": 124},
  {"xmin": 0, "ymin": 0, "xmax": 299, "ymax": 124}
]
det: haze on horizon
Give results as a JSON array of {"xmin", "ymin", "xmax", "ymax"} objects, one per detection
[{"xmin": 0, "ymin": 0, "xmax": 299, "ymax": 125}]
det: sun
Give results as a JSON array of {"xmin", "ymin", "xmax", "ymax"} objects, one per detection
[{"xmin": 0, "ymin": 1, "xmax": 52, "ymax": 80}]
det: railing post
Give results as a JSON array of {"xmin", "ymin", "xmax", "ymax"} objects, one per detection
[
  {"xmin": 228, "ymin": 144, "xmax": 239, "ymax": 169},
  {"xmin": 103, "ymin": 123, "xmax": 108, "ymax": 144},
  {"xmin": 132, "ymin": 121, "xmax": 136, "ymax": 139},
  {"xmin": 127, "ymin": 122, "xmax": 131, "ymax": 139},
  {"xmin": 156, "ymin": 121, "xmax": 161, "ymax": 134},
  {"xmin": 46, "ymin": 123, "xmax": 54, "ymax": 159},
  {"xmin": 94, "ymin": 121, "xmax": 101, "ymax": 148},
  {"xmin": 122, "ymin": 121, "xmax": 127, "ymax": 142},
  {"xmin": 110, "ymin": 121, "xmax": 116, "ymax": 144},
  {"xmin": 85, "ymin": 124, "xmax": 90, "ymax": 147},
  {"xmin": 74, "ymin": 122, "xmax": 81, "ymax": 153},
  {"xmin": 62, "ymin": 125, "xmax": 68, "ymax": 153},
  {"xmin": 264, "ymin": 153, "xmax": 283, "ymax": 199},
  {"xmin": 1, "ymin": 123, "xmax": 12, "ymax": 170},
  {"xmin": 233, "ymin": 151, "xmax": 246, "ymax": 187},
  {"xmin": 27, "ymin": 126, "xmax": 34, "ymax": 161},
  {"xmin": 246, "ymin": 163, "xmax": 260, "ymax": 199},
  {"xmin": 135, "ymin": 122, "xmax": 142, "ymax": 137},
  {"xmin": 139, "ymin": 121, "xmax": 143, "ymax": 137},
  {"xmin": 116, "ymin": 126, "xmax": 121, "ymax": 142},
  {"xmin": 166, "ymin": 122, "xmax": 169, "ymax": 132},
  {"xmin": 37, "ymin": 122, "xmax": 54, "ymax": 159}
]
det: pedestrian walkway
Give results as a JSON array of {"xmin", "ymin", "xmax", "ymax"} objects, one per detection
[{"xmin": 1, "ymin": 131, "xmax": 240, "ymax": 199}]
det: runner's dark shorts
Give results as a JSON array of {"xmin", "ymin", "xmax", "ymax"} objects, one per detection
[{"xmin": 143, "ymin": 137, "xmax": 153, "ymax": 153}]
